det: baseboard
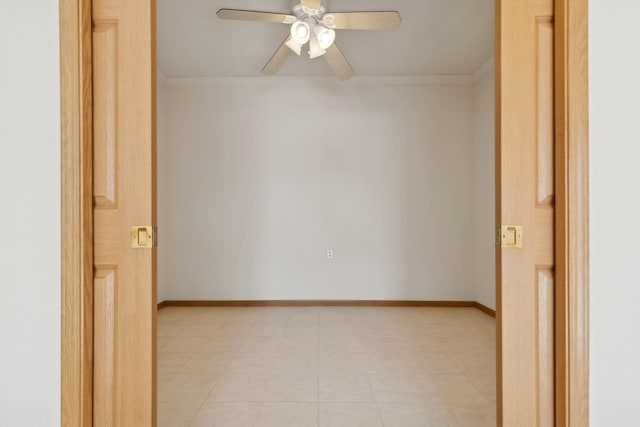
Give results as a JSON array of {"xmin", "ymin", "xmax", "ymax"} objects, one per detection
[
  {"xmin": 473, "ymin": 301, "xmax": 496, "ymax": 318},
  {"xmin": 157, "ymin": 299, "xmax": 495, "ymax": 316}
]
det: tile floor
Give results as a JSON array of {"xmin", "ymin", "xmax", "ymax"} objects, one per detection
[{"xmin": 158, "ymin": 306, "xmax": 496, "ymax": 427}]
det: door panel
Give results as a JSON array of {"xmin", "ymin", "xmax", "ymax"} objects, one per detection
[
  {"xmin": 93, "ymin": 268, "xmax": 116, "ymax": 427},
  {"xmin": 537, "ymin": 269, "xmax": 555, "ymax": 427},
  {"xmin": 92, "ymin": 0, "xmax": 157, "ymax": 425},
  {"xmin": 92, "ymin": 23, "xmax": 117, "ymax": 208},
  {"xmin": 497, "ymin": 0, "xmax": 555, "ymax": 425}
]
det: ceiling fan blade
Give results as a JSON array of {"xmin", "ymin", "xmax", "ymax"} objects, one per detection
[
  {"xmin": 324, "ymin": 43, "xmax": 354, "ymax": 81},
  {"xmin": 262, "ymin": 36, "xmax": 294, "ymax": 76},
  {"xmin": 217, "ymin": 9, "xmax": 297, "ymax": 24},
  {"xmin": 329, "ymin": 12, "xmax": 401, "ymax": 30},
  {"xmin": 300, "ymin": 0, "xmax": 322, "ymax": 9}
]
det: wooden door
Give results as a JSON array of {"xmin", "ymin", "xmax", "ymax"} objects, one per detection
[
  {"xmin": 92, "ymin": 0, "xmax": 157, "ymax": 425},
  {"xmin": 497, "ymin": 0, "xmax": 556, "ymax": 425}
]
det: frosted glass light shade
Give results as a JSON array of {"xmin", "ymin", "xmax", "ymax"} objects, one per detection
[
  {"xmin": 285, "ymin": 38, "xmax": 303, "ymax": 55},
  {"xmin": 314, "ymin": 26, "xmax": 335, "ymax": 49},
  {"xmin": 291, "ymin": 21, "xmax": 311, "ymax": 44},
  {"xmin": 308, "ymin": 35, "xmax": 327, "ymax": 59}
]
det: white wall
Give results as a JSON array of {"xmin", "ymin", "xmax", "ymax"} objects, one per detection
[
  {"xmin": 157, "ymin": 72, "xmax": 169, "ymax": 303},
  {"xmin": 158, "ymin": 79, "xmax": 477, "ymax": 301},
  {"xmin": 0, "ymin": 2, "xmax": 61, "ymax": 426},
  {"xmin": 590, "ymin": 1, "xmax": 640, "ymax": 425},
  {"xmin": 472, "ymin": 61, "xmax": 496, "ymax": 310}
]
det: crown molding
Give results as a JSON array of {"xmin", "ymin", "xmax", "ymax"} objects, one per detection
[
  {"xmin": 472, "ymin": 55, "xmax": 495, "ymax": 81},
  {"xmin": 164, "ymin": 74, "xmax": 476, "ymax": 88},
  {"xmin": 157, "ymin": 69, "xmax": 168, "ymax": 86}
]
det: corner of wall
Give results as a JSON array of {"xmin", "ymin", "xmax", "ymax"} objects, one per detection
[
  {"xmin": 470, "ymin": 61, "xmax": 496, "ymax": 310},
  {"xmin": 156, "ymin": 68, "xmax": 168, "ymax": 303},
  {"xmin": 472, "ymin": 55, "xmax": 495, "ymax": 83}
]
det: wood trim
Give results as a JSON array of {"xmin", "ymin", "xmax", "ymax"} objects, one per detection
[
  {"xmin": 60, "ymin": 0, "xmax": 93, "ymax": 425},
  {"xmin": 494, "ymin": 0, "xmax": 504, "ymax": 423},
  {"xmin": 160, "ymin": 300, "xmax": 480, "ymax": 308},
  {"xmin": 555, "ymin": 0, "xmax": 590, "ymax": 425},
  {"xmin": 157, "ymin": 300, "xmax": 492, "ymax": 309},
  {"xmin": 151, "ymin": 1, "xmax": 159, "ymax": 423},
  {"xmin": 473, "ymin": 302, "xmax": 497, "ymax": 318}
]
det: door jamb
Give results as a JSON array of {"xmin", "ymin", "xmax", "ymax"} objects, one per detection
[
  {"xmin": 554, "ymin": 0, "xmax": 590, "ymax": 425},
  {"xmin": 59, "ymin": 0, "xmax": 589, "ymax": 425},
  {"xmin": 60, "ymin": 0, "xmax": 93, "ymax": 425}
]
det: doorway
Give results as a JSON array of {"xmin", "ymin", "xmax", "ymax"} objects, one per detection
[
  {"xmin": 59, "ymin": 0, "xmax": 590, "ymax": 426},
  {"xmin": 155, "ymin": 2, "xmax": 497, "ymax": 423}
]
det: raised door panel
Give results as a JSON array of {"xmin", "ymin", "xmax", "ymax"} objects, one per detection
[
  {"xmin": 537, "ymin": 19, "xmax": 555, "ymax": 207},
  {"xmin": 93, "ymin": 268, "xmax": 116, "ymax": 427},
  {"xmin": 538, "ymin": 269, "xmax": 555, "ymax": 427},
  {"xmin": 93, "ymin": 23, "xmax": 117, "ymax": 208}
]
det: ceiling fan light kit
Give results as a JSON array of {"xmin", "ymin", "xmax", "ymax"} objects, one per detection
[{"xmin": 217, "ymin": 0, "xmax": 401, "ymax": 81}]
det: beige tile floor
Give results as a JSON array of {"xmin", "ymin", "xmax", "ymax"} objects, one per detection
[{"xmin": 158, "ymin": 306, "xmax": 496, "ymax": 427}]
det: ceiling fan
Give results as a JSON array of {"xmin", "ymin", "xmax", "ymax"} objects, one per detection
[{"xmin": 217, "ymin": 0, "xmax": 401, "ymax": 81}]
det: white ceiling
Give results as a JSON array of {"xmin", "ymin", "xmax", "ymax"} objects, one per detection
[{"xmin": 157, "ymin": 0, "xmax": 494, "ymax": 78}]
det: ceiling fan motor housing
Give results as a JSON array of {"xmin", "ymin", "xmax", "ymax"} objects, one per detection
[{"xmin": 292, "ymin": 4, "xmax": 326, "ymax": 21}]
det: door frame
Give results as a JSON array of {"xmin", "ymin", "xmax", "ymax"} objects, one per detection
[
  {"xmin": 552, "ymin": 0, "xmax": 590, "ymax": 424},
  {"xmin": 59, "ymin": 0, "xmax": 589, "ymax": 425},
  {"xmin": 60, "ymin": 0, "xmax": 93, "ymax": 424}
]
